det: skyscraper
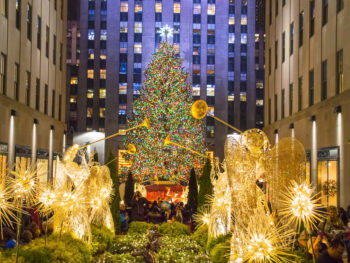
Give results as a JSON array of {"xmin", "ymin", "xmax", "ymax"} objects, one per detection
[{"xmin": 67, "ymin": 0, "xmax": 264, "ymax": 165}]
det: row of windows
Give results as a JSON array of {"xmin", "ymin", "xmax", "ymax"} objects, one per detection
[{"xmin": 268, "ymin": 49, "xmax": 343, "ymax": 124}]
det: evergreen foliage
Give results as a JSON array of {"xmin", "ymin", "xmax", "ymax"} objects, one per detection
[
  {"xmin": 197, "ymin": 159, "xmax": 213, "ymax": 209},
  {"xmin": 93, "ymin": 149, "xmax": 99, "ymax": 163},
  {"xmin": 106, "ymin": 146, "xmax": 121, "ymax": 234},
  {"xmin": 187, "ymin": 168, "xmax": 198, "ymax": 212},
  {"xmin": 124, "ymin": 171, "xmax": 134, "ymax": 206}
]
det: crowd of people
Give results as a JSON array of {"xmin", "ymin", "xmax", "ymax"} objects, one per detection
[{"xmin": 120, "ymin": 191, "xmax": 194, "ymax": 233}]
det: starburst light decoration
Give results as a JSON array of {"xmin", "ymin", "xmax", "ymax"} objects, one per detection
[
  {"xmin": 160, "ymin": 24, "xmax": 173, "ymax": 41},
  {"xmin": 0, "ymin": 186, "xmax": 18, "ymax": 236}
]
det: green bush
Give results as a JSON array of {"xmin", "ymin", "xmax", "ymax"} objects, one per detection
[
  {"xmin": 93, "ymin": 251, "xmax": 143, "ymax": 263},
  {"xmin": 209, "ymin": 242, "xmax": 230, "ymax": 263},
  {"xmin": 91, "ymin": 224, "xmax": 115, "ymax": 256},
  {"xmin": 192, "ymin": 225, "xmax": 209, "ymax": 248},
  {"xmin": 159, "ymin": 222, "xmax": 191, "ymax": 236},
  {"xmin": 110, "ymin": 234, "xmax": 147, "ymax": 254},
  {"xmin": 128, "ymin": 221, "xmax": 154, "ymax": 234},
  {"xmin": 207, "ymin": 233, "xmax": 231, "ymax": 254}
]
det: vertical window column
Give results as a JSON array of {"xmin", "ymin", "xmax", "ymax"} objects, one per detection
[{"xmin": 192, "ymin": 2, "xmax": 201, "ymax": 98}]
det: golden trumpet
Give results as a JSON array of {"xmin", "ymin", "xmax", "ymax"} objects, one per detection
[
  {"xmin": 164, "ymin": 135, "xmax": 206, "ymax": 157},
  {"xmin": 77, "ymin": 117, "xmax": 150, "ymax": 150},
  {"xmin": 127, "ymin": 144, "xmax": 137, "ymax": 155},
  {"xmin": 191, "ymin": 100, "xmax": 241, "ymax": 133}
]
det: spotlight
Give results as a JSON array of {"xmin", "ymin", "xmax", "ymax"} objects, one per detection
[
  {"xmin": 274, "ymin": 129, "xmax": 278, "ymax": 134},
  {"xmin": 309, "ymin": 115, "xmax": 316, "ymax": 122},
  {"xmin": 289, "ymin": 123, "xmax": 294, "ymax": 129},
  {"xmin": 34, "ymin": 118, "xmax": 39, "ymax": 124},
  {"xmin": 334, "ymin": 105, "xmax": 342, "ymax": 114},
  {"xmin": 11, "ymin": 109, "xmax": 17, "ymax": 116}
]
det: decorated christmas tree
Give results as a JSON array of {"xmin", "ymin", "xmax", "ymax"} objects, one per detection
[{"xmin": 124, "ymin": 41, "xmax": 206, "ymax": 182}]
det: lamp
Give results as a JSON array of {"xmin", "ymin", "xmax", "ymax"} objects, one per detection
[
  {"xmin": 309, "ymin": 115, "xmax": 316, "ymax": 122},
  {"xmin": 334, "ymin": 105, "xmax": 342, "ymax": 114}
]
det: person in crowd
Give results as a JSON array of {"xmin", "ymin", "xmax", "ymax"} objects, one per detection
[
  {"xmin": 182, "ymin": 204, "xmax": 192, "ymax": 225},
  {"xmin": 319, "ymin": 206, "xmax": 345, "ymax": 236},
  {"xmin": 338, "ymin": 207, "xmax": 348, "ymax": 226},
  {"xmin": 345, "ymin": 216, "xmax": 350, "ymax": 263},
  {"xmin": 346, "ymin": 206, "xmax": 350, "ymax": 220},
  {"xmin": 175, "ymin": 203, "xmax": 183, "ymax": 223},
  {"xmin": 130, "ymin": 191, "xmax": 148, "ymax": 221},
  {"xmin": 120, "ymin": 203, "xmax": 129, "ymax": 233},
  {"xmin": 147, "ymin": 201, "xmax": 162, "ymax": 224},
  {"xmin": 316, "ymin": 238, "xmax": 344, "ymax": 263}
]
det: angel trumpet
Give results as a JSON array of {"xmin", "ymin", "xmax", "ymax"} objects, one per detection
[
  {"xmin": 127, "ymin": 144, "xmax": 137, "ymax": 155},
  {"xmin": 163, "ymin": 135, "xmax": 206, "ymax": 157},
  {"xmin": 191, "ymin": 100, "xmax": 241, "ymax": 133},
  {"xmin": 77, "ymin": 118, "xmax": 150, "ymax": 151}
]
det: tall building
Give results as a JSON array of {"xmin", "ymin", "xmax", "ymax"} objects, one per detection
[
  {"xmin": 69, "ymin": 0, "xmax": 264, "ymax": 165},
  {"xmin": 264, "ymin": 0, "xmax": 350, "ymax": 207},
  {"xmin": 0, "ymin": 0, "xmax": 67, "ymax": 182}
]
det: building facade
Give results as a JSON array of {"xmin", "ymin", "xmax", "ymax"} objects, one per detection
[
  {"xmin": 264, "ymin": 0, "xmax": 350, "ymax": 207},
  {"xmin": 0, "ymin": 0, "xmax": 67, "ymax": 183},
  {"xmin": 67, "ymin": 0, "xmax": 264, "ymax": 163}
]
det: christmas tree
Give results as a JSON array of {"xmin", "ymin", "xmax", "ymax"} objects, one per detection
[{"xmin": 124, "ymin": 41, "xmax": 206, "ymax": 182}]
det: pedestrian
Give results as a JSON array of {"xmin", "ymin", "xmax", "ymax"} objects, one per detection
[
  {"xmin": 316, "ymin": 238, "xmax": 344, "ymax": 263},
  {"xmin": 319, "ymin": 206, "xmax": 345, "ymax": 236},
  {"xmin": 130, "ymin": 191, "xmax": 148, "ymax": 221},
  {"xmin": 120, "ymin": 203, "xmax": 129, "ymax": 233}
]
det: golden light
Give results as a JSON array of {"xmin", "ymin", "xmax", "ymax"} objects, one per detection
[{"xmin": 0, "ymin": 186, "xmax": 18, "ymax": 230}]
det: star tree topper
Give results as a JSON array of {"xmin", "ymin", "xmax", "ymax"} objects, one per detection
[{"xmin": 160, "ymin": 24, "xmax": 174, "ymax": 42}]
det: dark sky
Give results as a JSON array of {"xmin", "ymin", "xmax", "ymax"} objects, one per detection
[{"xmin": 68, "ymin": 0, "xmax": 80, "ymax": 20}]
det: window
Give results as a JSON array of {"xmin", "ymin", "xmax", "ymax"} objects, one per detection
[
  {"xmin": 25, "ymin": 71, "xmax": 30, "ymax": 106},
  {"xmin": 58, "ymin": 94, "xmax": 62, "ymax": 121},
  {"xmin": 120, "ymin": 62, "xmax": 127, "ymax": 74},
  {"xmin": 120, "ymin": 22, "xmax": 128, "ymax": 33},
  {"xmin": 192, "ymin": 86, "xmax": 200, "ymax": 96},
  {"xmin": 100, "ymin": 30, "xmax": 107, "ymax": 40},
  {"xmin": 27, "ymin": 4, "xmax": 32, "ymax": 40},
  {"xmin": 99, "ymin": 89, "xmax": 106, "ymax": 98},
  {"xmin": 120, "ymin": 2, "xmax": 128, "ymax": 12},
  {"xmin": 309, "ymin": 70, "xmax": 314, "ymax": 106},
  {"xmin": 87, "ymin": 70, "xmax": 94, "ymax": 79},
  {"xmin": 298, "ymin": 77, "xmax": 302, "ymax": 111},
  {"xmin": 290, "ymin": 23, "xmax": 294, "ymax": 55},
  {"xmin": 321, "ymin": 60, "xmax": 327, "ymax": 100},
  {"xmin": 268, "ymin": 98, "xmax": 271, "ymax": 124},
  {"xmin": 229, "ymin": 14, "xmax": 235, "ymax": 25},
  {"xmin": 59, "ymin": 43, "xmax": 62, "ymax": 70},
  {"xmin": 53, "ymin": 35, "xmax": 56, "ymax": 65},
  {"xmin": 37, "ymin": 16, "xmax": 41, "ymax": 49},
  {"xmin": 46, "ymin": 26, "xmax": 49, "ymax": 58},
  {"xmin": 99, "ymin": 108, "xmax": 105, "ymax": 118},
  {"xmin": 100, "ymin": 69, "xmax": 106, "ymax": 79},
  {"xmin": 268, "ymin": 48, "xmax": 271, "ymax": 74},
  {"xmin": 207, "ymin": 87, "xmax": 215, "ymax": 96},
  {"xmin": 275, "ymin": 40, "xmax": 278, "ymax": 69},
  {"xmin": 337, "ymin": 0, "xmax": 344, "ymax": 12},
  {"xmin": 155, "ymin": 2, "xmax": 162, "ymax": 12},
  {"xmin": 134, "ymin": 43, "xmax": 142, "ymax": 53},
  {"xmin": 310, "ymin": 0, "xmax": 315, "ymax": 37},
  {"xmin": 299, "ymin": 12, "xmax": 303, "ymax": 47},
  {"xmin": 174, "ymin": 3, "xmax": 180, "ymax": 13},
  {"xmin": 207, "ymin": 4, "xmax": 215, "ymax": 15},
  {"xmin": 289, "ymin": 83, "xmax": 293, "ymax": 115},
  {"xmin": 120, "ymin": 42, "xmax": 128, "ymax": 53},
  {"xmin": 281, "ymin": 89, "xmax": 285, "ymax": 118},
  {"xmin": 16, "ymin": 0, "xmax": 21, "ymax": 30},
  {"xmin": 241, "ymin": 34, "xmax": 247, "ymax": 44},
  {"xmin": 135, "ymin": 2, "xmax": 142, "ymax": 13},
  {"xmin": 119, "ymin": 83, "xmax": 127, "ymax": 94},
  {"xmin": 2, "ymin": 0, "xmax": 8, "ymax": 17},
  {"xmin": 44, "ymin": 84, "xmax": 48, "ymax": 114},
  {"xmin": 241, "ymin": 15, "xmax": 247, "ymax": 25},
  {"xmin": 274, "ymin": 94, "xmax": 278, "ymax": 122},
  {"xmin": 14, "ymin": 63, "xmax": 19, "ymax": 101},
  {"xmin": 336, "ymin": 49, "xmax": 343, "ymax": 94},
  {"xmin": 282, "ymin": 32, "xmax": 285, "ymax": 62},
  {"xmin": 135, "ymin": 22, "xmax": 142, "ymax": 33},
  {"xmin": 322, "ymin": 0, "xmax": 328, "ymax": 26},
  {"xmin": 52, "ymin": 90, "xmax": 56, "ymax": 118},
  {"xmin": 0, "ymin": 53, "xmax": 6, "ymax": 95},
  {"xmin": 35, "ymin": 78, "xmax": 40, "ymax": 110},
  {"xmin": 283, "ymin": 0, "xmax": 286, "ymax": 6},
  {"xmin": 269, "ymin": 0, "xmax": 272, "ymax": 25},
  {"xmin": 275, "ymin": 0, "xmax": 278, "ymax": 16},
  {"xmin": 193, "ymin": 4, "xmax": 201, "ymax": 14},
  {"xmin": 87, "ymin": 107, "xmax": 93, "ymax": 118}
]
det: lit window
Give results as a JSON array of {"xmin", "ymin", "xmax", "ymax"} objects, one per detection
[
  {"xmin": 134, "ymin": 3, "xmax": 142, "ymax": 13},
  {"xmin": 118, "ymin": 109, "xmax": 126, "ymax": 115},
  {"xmin": 87, "ymin": 128, "xmax": 93, "ymax": 132},
  {"xmin": 99, "ymin": 88, "xmax": 106, "ymax": 98},
  {"xmin": 256, "ymin": 100, "xmax": 264, "ymax": 106},
  {"xmin": 87, "ymin": 90, "xmax": 94, "ymax": 98},
  {"xmin": 207, "ymin": 125, "xmax": 214, "ymax": 137},
  {"xmin": 228, "ymin": 94, "xmax": 235, "ymax": 101},
  {"xmin": 155, "ymin": 2, "xmax": 162, "ymax": 12},
  {"xmin": 99, "ymin": 108, "xmax": 105, "ymax": 118},
  {"xmin": 88, "ymin": 30, "xmax": 95, "ymax": 40},
  {"xmin": 118, "ymin": 129, "xmax": 127, "ymax": 135},
  {"xmin": 173, "ymin": 44, "xmax": 180, "ymax": 54},
  {"xmin": 207, "ymin": 87, "xmax": 215, "ymax": 96},
  {"xmin": 133, "ymin": 83, "xmax": 141, "ymax": 94},
  {"xmin": 240, "ymin": 92, "xmax": 247, "ymax": 101},
  {"xmin": 99, "ymin": 128, "xmax": 105, "ymax": 132},
  {"xmin": 256, "ymin": 81, "xmax": 264, "ymax": 89},
  {"xmin": 229, "ymin": 15, "xmax": 235, "ymax": 25},
  {"xmin": 134, "ymin": 63, "xmax": 142, "ymax": 69},
  {"xmin": 241, "ymin": 15, "xmax": 247, "ymax": 25},
  {"xmin": 120, "ymin": 22, "xmax": 128, "ymax": 33},
  {"xmin": 207, "ymin": 107, "xmax": 214, "ymax": 115},
  {"xmin": 228, "ymin": 33, "xmax": 235, "ymax": 44},
  {"xmin": 241, "ymin": 33, "xmax": 247, "ymax": 44},
  {"xmin": 255, "ymin": 33, "xmax": 259, "ymax": 42},
  {"xmin": 70, "ymin": 77, "xmax": 78, "ymax": 85},
  {"xmin": 207, "ymin": 65, "xmax": 215, "ymax": 75},
  {"xmin": 174, "ymin": 3, "xmax": 180, "ymax": 13},
  {"xmin": 120, "ymin": 42, "xmax": 128, "ymax": 53},
  {"xmin": 135, "ymin": 22, "xmax": 142, "ymax": 33},
  {"xmin": 207, "ymin": 4, "xmax": 215, "ymax": 15},
  {"xmin": 228, "ymin": 71, "xmax": 234, "ymax": 81},
  {"xmin": 119, "ymin": 83, "xmax": 127, "ymax": 94},
  {"xmin": 100, "ymin": 69, "xmax": 106, "ymax": 79},
  {"xmin": 87, "ymin": 70, "xmax": 94, "ymax": 79},
  {"xmin": 134, "ymin": 43, "xmax": 142, "ymax": 53},
  {"xmin": 120, "ymin": 2, "xmax": 128, "ymax": 12},
  {"xmin": 100, "ymin": 49, "xmax": 107, "ymax": 60},
  {"xmin": 70, "ymin": 96, "xmax": 77, "ymax": 103},
  {"xmin": 87, "ymin": 107, "xmax": 93, "ymax": 117},
  {"xmin": 193, "ymin": 23, "xmax": 201, "ymax": 30},
  {"xmin": 192, "ymin": 86, "xmax": 200, "ymax": 96},
  {"xmin": 88, "ymin": 49, "xmax": 94, "ymax": 59},
  {"xmin": 120, "ymin": 62, "xmax": 127, "ymax": 74},
  {"xmin": 193, "ymin": 4, "xmax": 201, "ymax": 14},
  {"xmin": 207, "ymin": 44, "xmax": 215, "ymax": 54},
  {"xmin": 100, "ymin": 30, "xmax": 107, "ymax": 40},
  {"xmin": 208, "ymin": 24, "xmax": 215, "ymax": 30},
  {"xmin": 193, "ymin": 64, "xmax": 200, "ymax": 74}
]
